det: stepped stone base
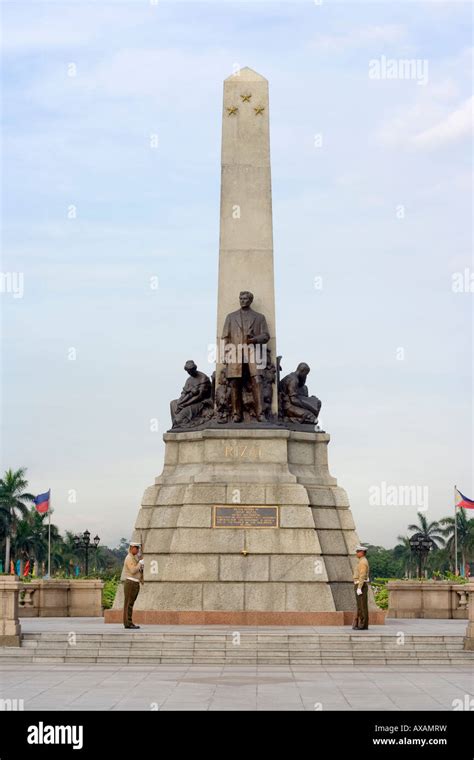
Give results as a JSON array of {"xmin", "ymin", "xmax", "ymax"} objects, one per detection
[
  {"xmin": 104, "ymin": 609, "xmax": 386, "ymax": 625},
  {"xmin": 110, "ymin": 428, "xmax": 379, "ymax": 625}
]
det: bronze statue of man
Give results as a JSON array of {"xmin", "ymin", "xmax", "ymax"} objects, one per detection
[
  {"xmin": 170, "ymin": 360, "xmax": 213, "ymax": 428},
  {"xmin": 221, "ymin": 291, "xmax": 270, "ymax": 423},
  {"xmin": 280, "ymin": 362, "xmax": 321, "ymax": 424}
]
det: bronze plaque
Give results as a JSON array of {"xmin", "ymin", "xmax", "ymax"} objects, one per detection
[{"xmin": 213, "ymin": 505, "xmax": 279, "ymax": 528}]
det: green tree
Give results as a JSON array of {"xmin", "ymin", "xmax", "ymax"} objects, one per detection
[
  {"xmin": 425, "ymin": 546, "xmax": 452, "ymax": 576},
  {"xmin": 0, "ymin": 468, "xmax": 35, "ymax": 571},
  {"xmin": 363, "ymin": 543, "xmax": 402, "ymax": 578},
  {"xmin": 407, "ymin": 513, "xmax": 445, "ymax": 548},
  {"xmin": 110, "ymin": 537, "xmax": 129, "ymax": 564},
  {"xmin": 11, "ymin": 513, "xmax": 39, "ymax": 564},
  {"xmin": 393, "ymin": 536, "xmax": 417, "ymax": 578},
  {"xmin": 12, "ymin": 507, "xmax": 62, "ymax": 576},
  {"xmin": 439, "ymin": 509, "xmax": 474, "ymax": 576},
  {"xmin": 85, "ymin": 545, "xmax": 116, "ymax": 574},
  {"xmin": 56, "ymin": 531, "xmax": 82, "ymax": 576},
  {"xmin": 407, "ymin": 513, "xmax": 445, "ymax": 577}
]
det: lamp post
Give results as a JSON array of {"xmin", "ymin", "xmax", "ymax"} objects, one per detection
[
  {"xmin": 409, "ymin": 532, "xmax": 433, "ymax": 579},
  {"xmin": 73, "ymin": 530, "xmax": 100, "ymax": 576}
]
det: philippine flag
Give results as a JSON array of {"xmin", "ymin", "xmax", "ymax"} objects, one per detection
[
  {"xmin": 456, "ymin": 488, "xmax": 474, "ymax": 510},
  {"xmin": 34, "ymin": 490, "xmax": 50, "ymax": 514}
]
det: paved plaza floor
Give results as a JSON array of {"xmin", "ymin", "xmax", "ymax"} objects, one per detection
[
  {"xmin": 0, "ymin": 618, "xmax": 472, "ymax": 711},
  {"xmin": 17, "ymin": 617, "xmax": 474, "ymax": 636},
  {"xmin": 0, "ymin": 661, "xmax": 472, "ymax": 711}
]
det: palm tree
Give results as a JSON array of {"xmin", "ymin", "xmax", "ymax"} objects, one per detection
[
  {"xmin": 11, "ymin": 507, "xmax": 62, "ymax": 576},
  {"xmin": 407, "ymin": 513, "xmax": 445, "ymax": 577},
  {"xmin": 394, "ymin": 536, "xmax": 417, "ymax": 578},
  {"xmin": 12, "ymin": 515, "xmax": 37, "ymax": 569},
  {"xmin": 407, "ymin": 513, "xmax": 445, "ymax": 548},
  {"xmin": 49, "ymin": 532, "xmax": 66, "ymax": 574},
  {"xmin": 56, "ymin": 531, "xmax": 82, "ymax": 576},
  {"xmin": 0, "ymin": 468, "xmax": 35, "ymax": 571},
  {"xmin": 425, "ymin": 545, "xmax": 452, "ymax": 577},
  {"xmin": 439, "ymin": 509, "xmax": 474, "ymax": 575}
]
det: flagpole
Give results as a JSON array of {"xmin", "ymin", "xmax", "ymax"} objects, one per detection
[
  {"xmin": 47, "ymin": 490, "xmax": 51, "ymax": 578},
  {"xmin": 454, "ymin": 484, "xmax": 458, "ymax": 576}
]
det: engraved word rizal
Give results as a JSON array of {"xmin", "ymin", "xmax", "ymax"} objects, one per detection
[{"xmin": 224, "ymin": 445, "xmax": 262, "ymax": 459}]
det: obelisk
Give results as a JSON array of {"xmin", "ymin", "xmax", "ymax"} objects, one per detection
[{"xmin": 216, "ymin": 67, "xmax": 277, "ymax": 408}]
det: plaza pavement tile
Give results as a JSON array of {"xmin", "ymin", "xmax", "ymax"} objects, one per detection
[{"xmin": 2, "ymin": 662, "xmax": 472, "ymax": 711}]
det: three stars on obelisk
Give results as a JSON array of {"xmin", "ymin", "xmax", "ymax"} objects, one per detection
[{"xmin": 226, "ymin": 95, "xmax": 265, "ymax": 117}]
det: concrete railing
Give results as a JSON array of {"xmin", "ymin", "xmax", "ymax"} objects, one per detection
[
  {"xmin": 18, "ymin": 579, "xmax": 104, "ymax": 618},
  {"xmin": 0, "ymin": 575, "xmax": 22, "ymax": 646},
  {"xmin": 387, "ymin": 580, "xmax": 471, "ymax": 619}
]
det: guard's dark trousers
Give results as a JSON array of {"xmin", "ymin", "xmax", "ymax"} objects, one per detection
[
  {"xmin": 123, "ymin": 579, "xmax": 140, "ymax": 628},
  {"xmin": 354, "ymin": 583, "xmax": 369, "ymax": 629}
]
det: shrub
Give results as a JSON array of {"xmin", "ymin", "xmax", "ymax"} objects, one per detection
[
  {"xmin": 442, "ymin": 571, "xmax": 469, "ymax": 583},
  {"xmin": 374, "ymin": 585, "xmax": 388, "ymax": 610},
  {"xmin": 102, "ymin": 576, "xmax": 120, "ymax": 609}
]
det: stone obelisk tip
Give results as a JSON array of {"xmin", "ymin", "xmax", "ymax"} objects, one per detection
[{"xmin": 224, "ymin": 66, "xmax": 268, "ymax": 82}]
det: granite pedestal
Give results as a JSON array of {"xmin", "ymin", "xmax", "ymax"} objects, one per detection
[{"xmin": 106, "ymin": 429, "xmax": 383, "ymax": 625}]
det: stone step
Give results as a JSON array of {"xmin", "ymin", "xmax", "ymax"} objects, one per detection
[
  {"xmin": 25, "ymin": 647, "xmax": 465, "ymax": 658},
  {"xmin": 1, "ymin": 652, "xmax": 472, "ymax": 664},
  {"xmin": 14, "ymin": 645, "xmax": 469, "ymax": 653},
  {"xmin": 7, "ymin": 646, "xmax": 471, "ymax": 655},
  {"xmin": 23, "ymin": 638, "xmax": 466, "ymax": 647},
  {"xmin": 20, "ymin": 633, "xmax": 468, "ymax": 644},
  {"xmin": 3, "ymin": 632, "xmax": 473, "ymax": 665}
]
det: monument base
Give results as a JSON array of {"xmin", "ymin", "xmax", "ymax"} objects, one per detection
[
  {"xmin": 104, "ymin": 609, "xmax": 386, "ymax": 625},
  {"xmin": 110, "ymin": 428, "xmax": 381, "ymax": 625}
]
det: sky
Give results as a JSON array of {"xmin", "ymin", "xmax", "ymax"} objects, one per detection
[{"xmin": 1, "ymin": 0, "xmax": 472, "ymax": 549}]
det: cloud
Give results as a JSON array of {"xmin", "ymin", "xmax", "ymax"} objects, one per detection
[
  {"xmin": 82, "ymin": 47, "xmax": 227, "ymax": 99},
  {"xmin": 311, "ymin": 25, "xmax": 407, "ymax": 54},
  {"xmin": 1, "ymin": 4, "xmax": 152, "ymax": 53},
  {"xmin": 377, "ymin": 95, "xmax": 473, "ymax": 150},
  {"xmin": 21, "ymin": 45, "xmax": 233, "ymax": 117},
  {"xmin": 374, "ymin": 46, "xmax": 472, "ymax": 150},
  {"xmin": 412, "ymin": 96, "xmax": 473, "ymax": 149}
]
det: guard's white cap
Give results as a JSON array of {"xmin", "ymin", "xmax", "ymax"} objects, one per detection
[
  {"xmin": 129, "ymin": 542, "xmax": 141, "ymax": 547},
  {"xmin": 355, "ymin": 545, "xmax": 368, "ymax": 552}
]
